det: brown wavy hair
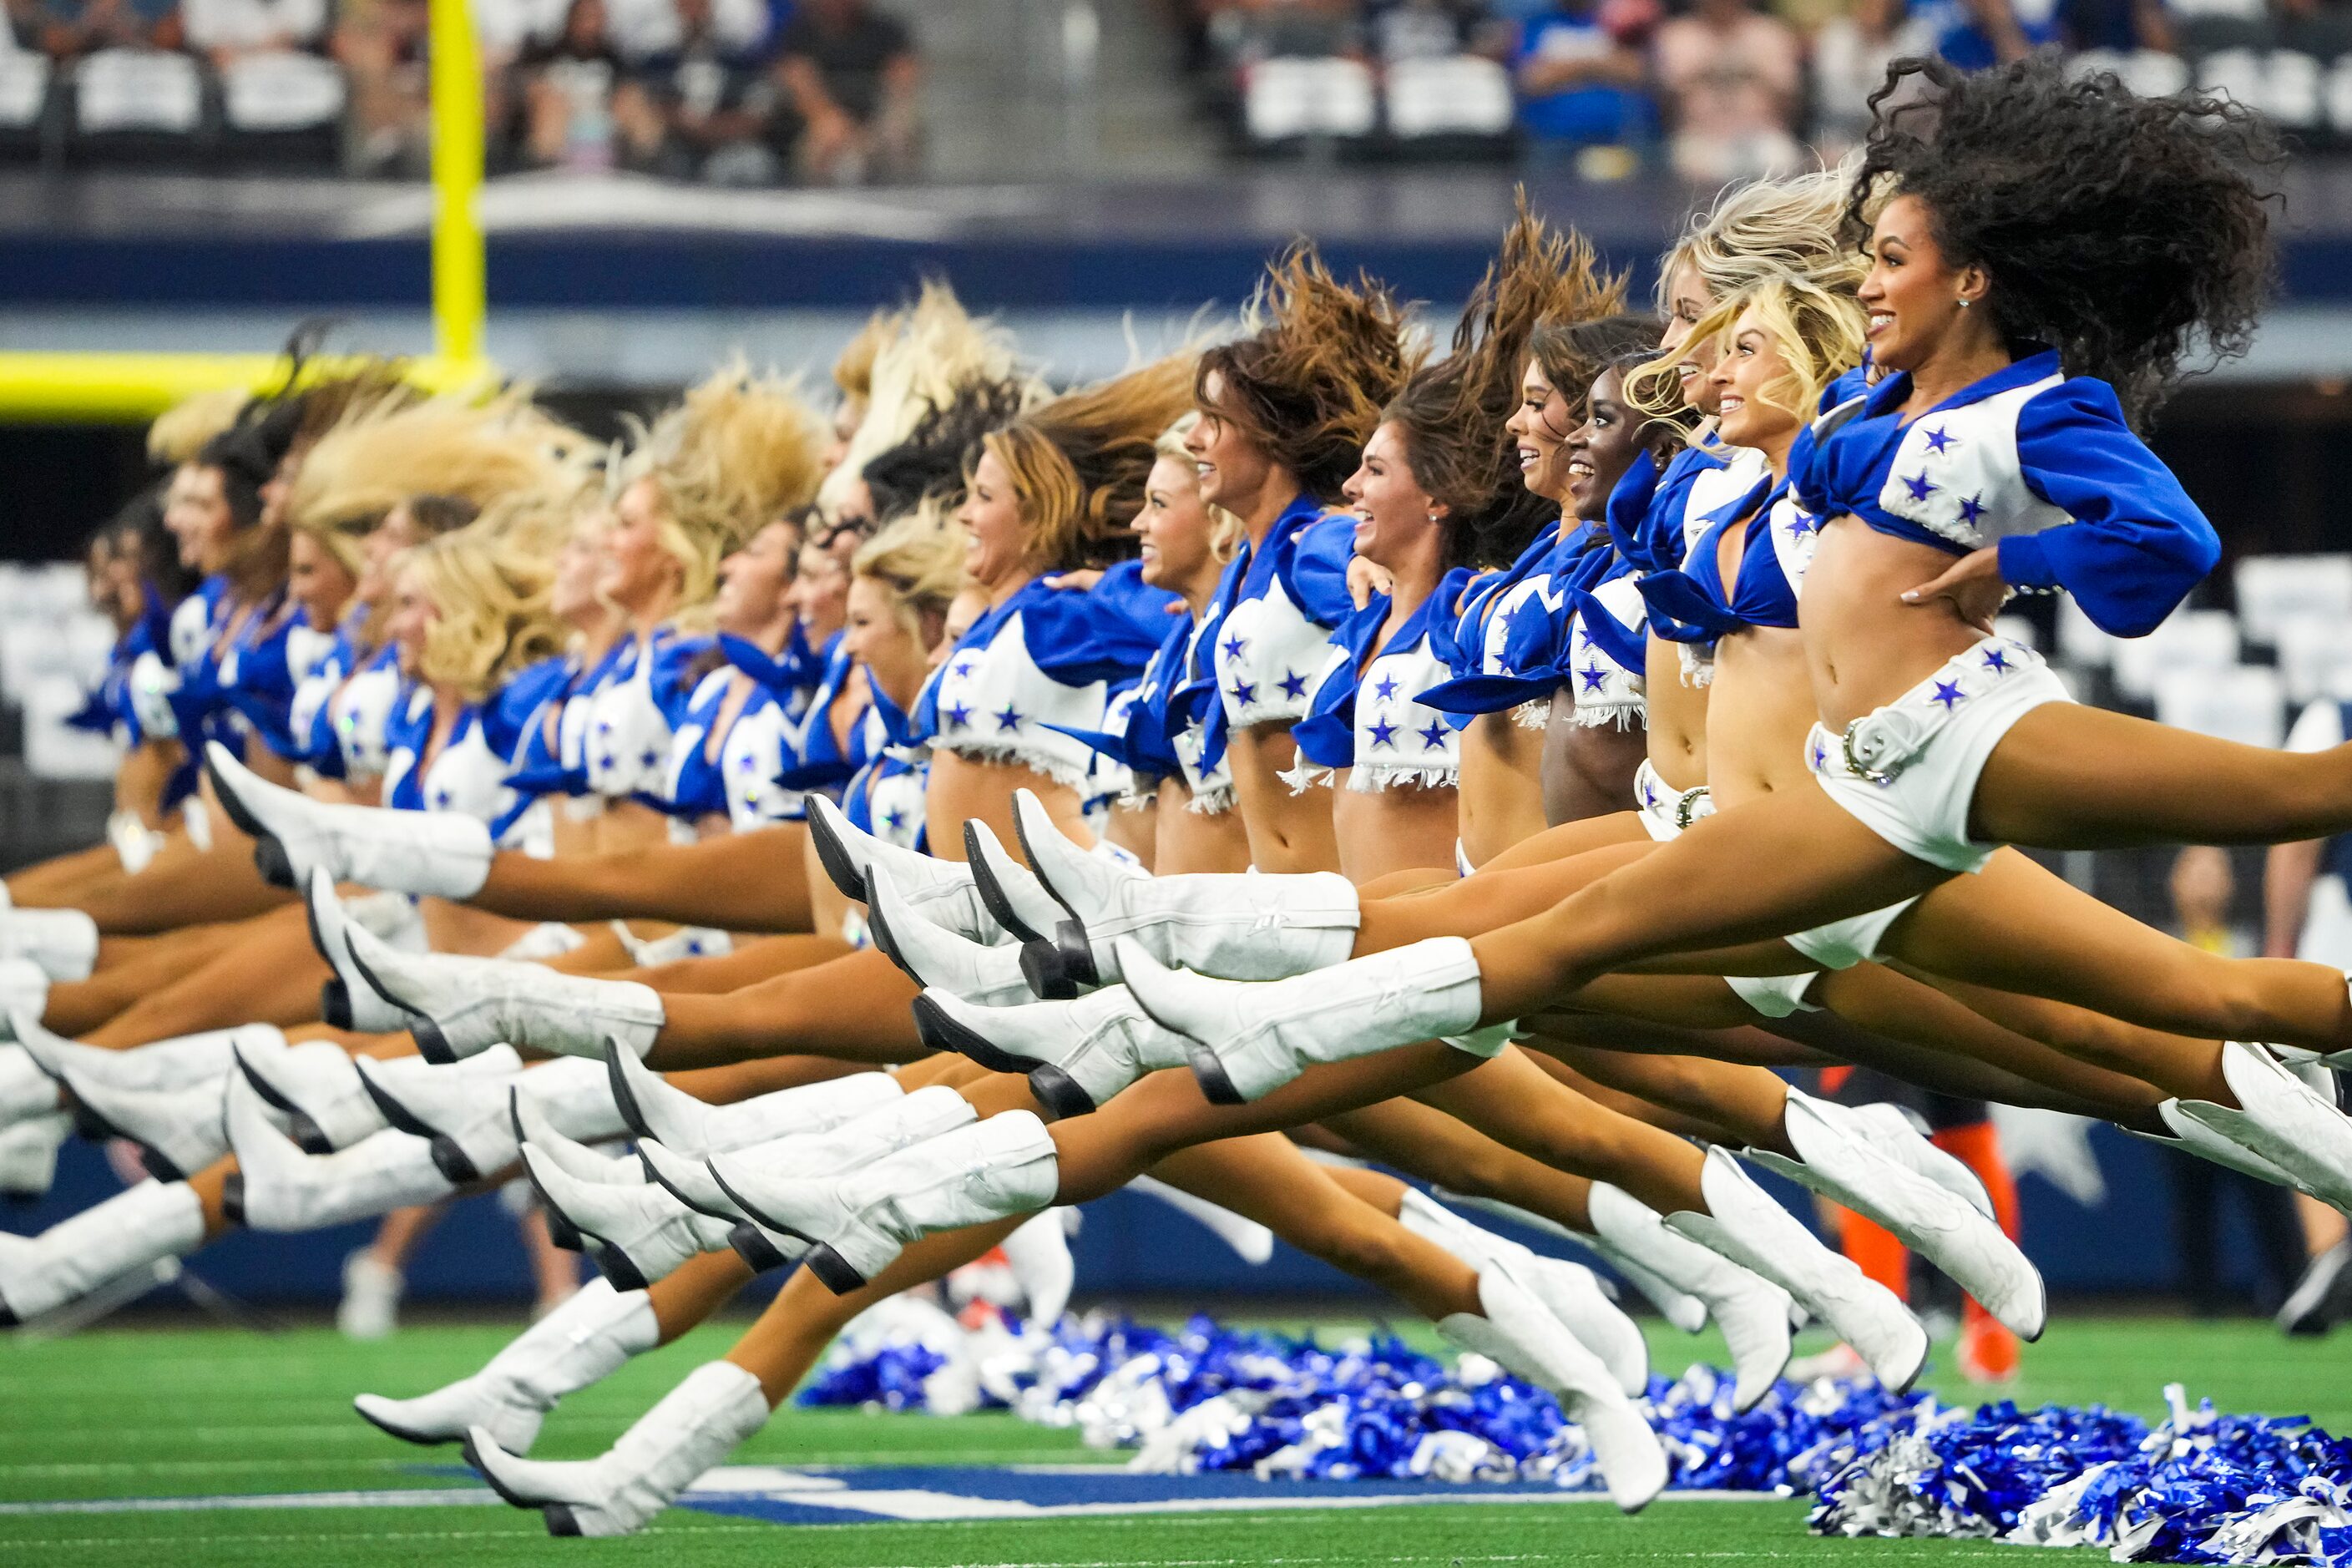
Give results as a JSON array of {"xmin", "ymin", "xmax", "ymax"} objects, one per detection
[
  {"xmin": 977, "ymin": 354, "xmax": 1198, "ymax": 574},
  {"xmin": 1196, "ymin": 245, "xmax": 1420, "ymax": 504}
]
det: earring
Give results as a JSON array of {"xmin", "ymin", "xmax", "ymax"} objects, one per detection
[{"xmin": 1958, "ymin": 298, "xmax": 1973, "ymax": 309}]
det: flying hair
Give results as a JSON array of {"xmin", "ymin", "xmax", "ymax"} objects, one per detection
[
  {"xmin": 147, "ymin": 391, "xmax": 251, "ymax": 467},
  {"xmin": 819, "ymin": 281, "xmax": 1029, "ymax": 514},
  {"xmin": 852, "ymin": 498, "xmax": 966, "ymax": 638},
  {"xmin": 402, "ymin": 520, "xmax": 566, "ymax": 701},
  {"xmin": 1196, "ymin": 245, "xmax": 1420, "ymax": 504},
  {"xmin": 978, "ymin": 353, "xmax": 1200, "ymax": 574}
]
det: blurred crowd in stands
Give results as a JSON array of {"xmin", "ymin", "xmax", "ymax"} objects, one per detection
[
  {"xmin": 0, "ymin": 0, "xmax": 917, "ymax": 180},
  {"xmin": 1166, "ymin": 0, "xmax": 2352, "ymax": 177}
]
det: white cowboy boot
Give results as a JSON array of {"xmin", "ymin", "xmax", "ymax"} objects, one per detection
[
  {"xmin": 1664, "ymin": 1148, "xmax": 1928, "ymax": 1393},
  {"xmin": 1437, "ymin": 1262, "xmax": 1667, "ymax": 1513},
  {"xmin": 0, "ymin": 908, "xmax": 100, "ymax": 983},
  {"xmin": 60, "ymin": 1067, "xmax": 230, "ymax": 1183},
  {"xmin": 305, "ymin": 870, "xmax": 422, "ymax": 1033},
  {"xmin": 222, "ymin": 1079, "xmax": 458, "ymax": 1232},
  {"xmin": 999, "ymin": 1208, "xmax": 1076, "ymax": 1325},
  {"xmin": 960, "ymin": 817, "xmax": 1078, "ymax": 945},
  {"xmin": 207, "ymin": 741, "xmax": 495, "ymax": 897},
  {"xmin": 0, "ymin": 962, "xmax": 49, "ymax": 1036},
  {"xmin": 806, "ymin": 796, "xmax": 999, "ymax": 944},
  {"xmin": 1843, "ymin": 1100, "xmax": 1995, "ymax": 1217},
  {"xmin": 1586, "ymin": 1181, "xmax": 1790, "ymax": 1412},
  {"xmin": 341, "ymin": 920, "xmax": 664, "ymax": 1065},
  {"xmin": 606, "ymin": 1047, "xmax": 903, "ymax": 1157},
  {"xmin": 1431, "ymin": 1186, "xmax": 1706, "ymax": 1335},
  {"xmin": 997, "ymin": 791, "xmax": 1358, "ymax": 995},
  {"xmin": 236, "ymin": 1036, "xmax": 382, "ymax": 1153},
  {"xmin": 1128, "ymin": 1175, "xmax": 1275, "ymax": 1264},
  {"xmin": 912, "ymin": 984, "xmax": 1191, "ymax": 1119},
  {"xmin": 2172, "ymin": 1042, "xmax": 2352, "ymax": 1210},
  {"xmin": 0, "ymin": 1042, "xmax": 62, "ymax": 1124},
  {"xmin": 1743, "ymin": 1090, "xmax": 2045, "ymax": 1340},
  {"xmin": 466, "ymin": 1361, "xmax": 770, "ymax": 1537},
  {"xmin": 1120, "ymin": 938, "xmax": 1489, "ymax": 1105},
  {"xmin": 519, "ymin": 1146, "xmax": 740, "ymax": 1290},
  {"xmin": 513, "ymin": 1091, "xmax": 640, "ymax": 1186},
  {"xmin": 710, "ymin": 1108, "xmax": 1060, "ymax": 1293},
  {"xmin": 0, "ymin": 1112, "xmax": 70, "ymax": 1199},
  {"xmin": 354, "ymin": 1275, "xmax": 663, "ymax": 1454},
  {"xmin": 645, "ymin": 1084, "xmax": 982, "ymax": 1221},
  {"xmin": 0, "ymin": 1178, "xmax": 206, "ymax": 1324},
  {"xmin": 15, "ymin": 1011, "xmax": 260, "ymax": 1096},
  {"xmin": 366, "ymin": 1055, "xmax": 625, "ymax": 1184},
  {"xmin": 2117, "ymin": 1101, "xmax": 2312, "ymax": 1194},
  {"xmin": 1399, "ymin": 1188, "xmax": 1647, "ymax": 1397},
  {"xmin": 862, "ymin": 867, "xmax": 1039, "ymax": 1008}
]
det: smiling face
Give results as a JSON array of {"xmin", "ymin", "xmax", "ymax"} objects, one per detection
[
  {"xmin": 1859, "ymin": 193, "xmax": 1983, "ymax": 377},
  {"xmin": 356, "ymin": 501, "xmax": 423, "ymax": 612},
  {"xmin": 1186, "ymin": 371, "xmax": 1278, "ymax": 517},
  {"xmin": 385, "ymin": 560, "xmax": 437, "ymax": 680},
  {"xmin": 1504, "ymin": 357, "xmax": 1578, "ymax": 503},
  {"xmin": 1657, "ymin": 260, "xmax": 1722, "ymax": 415},
  {"xmin": 1563, "ymin": 367, "xmax": 1646, "ymax": 523},
  {"xmin": 1340, "ymin": 421, "xmax": 1441, "ymax": 569},
  {"xmin": 712, "ymin": 520, "xmax": 797, "ymax": 638},
  {"xmin": 841, "ymin": 572, "xmax": 926, "ymax": 701},
  {"xmin": 1708, "ymin": 303, "xmax": 1802, "ymax": 455},
  {"xmin": 163, "ymin": 463, "xmax": 235, "ymax": 574},
  {"xmin": 597, "ymin": 476, "xmax": 680, "ymax": 613},
  {"xmin": 791, "ymin": 539, "xmax": 852, "ymax": 643},
  {"xmin": 286, "ymin": 529, "xmax": 357, "ymax": 630},
  {"xmin": 551, "ymin": 515, "xmax": 609, "ymax": 626},
  {"xmin": 954, "ymin": 447, "xmax": 1030, "ymax": 592},
  {"xmin": 1132, "ymin": 454, "xmax": 1218, "ymax": 597}
]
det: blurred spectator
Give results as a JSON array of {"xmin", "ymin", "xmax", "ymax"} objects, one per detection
[
  {"xmin": 1212, "ymin": 0, "xmax": 1368, "ymax": 67},
  {"xmin": 1810, "ymin": 0, "xmax": 1933, "ymax": 154},
  {"xmin": 605, "ymin": 0, "xmax": 763, "ymax": 64},
  {"xmin": 2165, "ymin": 845, "xmax": 2312, "ymax": 1318},
  {"xmin": 514, "ymin": 0, "xmax": 645, "ymax": 170},
  {"xmin": 181, "ymin": 0, "xmax": 324, "ymax": 66},
  {"xmin": 629, "ymin": 0, "xmax": 786, "ymax": 182},
  {"xmin": 1510, "ymin": 0, "xmax": 1652, "ymax": 159},
  {"xmin": 775, "ymin": 0, "xmax": 917, "ymax": 184},
  {"xmin": 1369, "ymin": 0, "xmax": 1494, "ymax": 60},
  {"xmin": 1652, "ymin": 0, "xmax": 1801, "ymax": 181},
  {"xmin": 334, "ymin": 0, "xmax": 426, "ymax": 173},
  {"xmin": 33, "ymin": 0, "xmax": 180, "ymax": 58}
]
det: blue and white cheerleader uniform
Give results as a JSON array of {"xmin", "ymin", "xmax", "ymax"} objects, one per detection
[{"xmin": 1287, "ymin": 593, "xmax": 1462, "ymax": 794}]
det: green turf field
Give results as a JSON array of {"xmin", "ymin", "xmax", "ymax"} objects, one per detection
[{"xmin": 0, "ymin": 1312, "xmax": 2344, "ymax": 1567}]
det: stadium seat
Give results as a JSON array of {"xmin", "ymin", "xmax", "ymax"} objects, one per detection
[
  {"xmin": 2056, "ymin": 595, "xmax": 2117, "ymax": 669},
  {"xmin": 2270, "ymin": 615, "xmax": 2352, "ymax": 703},
  {"xmin": 2068, "ymin": 48, "xmax": 2191, "ymax": 99},
  {"xmin": 2234, "ymin": 552, "xmax": 2352, "ymax": 645},
  {"xmin": 18, "ymin": 674, "xmax": 117, "ymax": 781},
  {"xmin": 219, "ymin": 51, "xmax": 345, "ymax": 169},
  {"xmin": 1383, "ymin": 54, "xmax": 1515, "ymax": 154},
  {"xmin": 1243, "ymin": 57, "xmax": 1378, "ymax": 148},
  {"xmin": 69, "ymin": 48, "xmax": 207, "ymax": 166},
  {"xmin": 2109, "ymin": 608, "xmax": 2240, "ymax": 701},
  {"xmin": 0, "ymin": 53, "xmax": 50, "ymax": 133},
  {"xmin": 2153, "ymin": 662, "xmax": 2284, "ymax": 748}
]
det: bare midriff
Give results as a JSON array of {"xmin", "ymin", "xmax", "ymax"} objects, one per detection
[{"xmin": 1802, "ymin": 517, "xmax": 1990, "ymax": 730}]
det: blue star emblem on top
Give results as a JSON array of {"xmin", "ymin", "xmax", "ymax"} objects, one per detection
[
  {"xmin": 1922, "ymin": 426, "xmax": 1955, "ymax": 454},
  {"xmin": 944, "ymin": 703, "xmax": 972, "ymax": 730},
  {"xmin": 1784, "ymin": 509, "xmax": 1816, "ymax": 538},
  {"xmin": 1222, "ymin": 634, "xmax": 1247, "ymax": 661},
  {"xmin": 1579, "ymin": 664, "xmax": 1608, "ymax": 693},
  {"xmin": 1809, "ymin": 737, "xmax": 1828, "ymax": 770},
  {"xmin": 1277, "ymin": 670, "xmax": 1308, "ymax": 700},
  {"xmin": 1417, "ymin": 721, "xmax": 1448, "ymax": 751},
  {"xmin": 1931, "ymin": 680, "xmax": 1965, "ymax": 710},
  {"xmin": 1982, "ymin": 646, "xmax": 2012, "ymax": 675},
  {"xmin": 1903, "ymin": 473, "xmax": 1938, "ymax": 502},
  {"xmin": 1957, "ymin": 494, "xmax": 1986, "ymax": 527},
  {"xmin": 883, "ymin": 808, "xmax": 907, "ymax": 832},
  {"xmin": 1373, "ymin": 674, "xmax": 1399, "ymax": 702},
  {"xmin": 1230, "ymin": 680, "xmax": 1257, "ymax": 706},
  {"xmin": 950, "ymin": 657, "xmax": 976, "ymax": 680},
  {"xmin": 1367, "ymin": 718, "xmax": 1398, "ymax": 748},
  {"xmin": 994, "ymin": 706, "xmax": 1023, "ymax": 733}
]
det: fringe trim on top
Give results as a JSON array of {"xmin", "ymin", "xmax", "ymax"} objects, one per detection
[
  {"xmin": 1567, "ymin": 699, "xmax": 1645, "ymax": 732},
  {"xmin": 1677, "ymin": 644, "xmax": 1716, "ymax": 689},
  {"xmin": 1346, "ymin": 764, "xmax": 1459, "ymax": 794},
  {"xmin": 938, "ymin": 738, "xmax": 1098, "ymax": 794},
  {"xmin": 1279, "ymin": 761, "xmax": 1338, "ymax": 796},
  {"xmin": 1185, "ymin": 782, "xmax": 1237, "ymax": 816},
  {"xmin": 1510, "ymin": 699, "xmax": 1554, "ymax": 731}
]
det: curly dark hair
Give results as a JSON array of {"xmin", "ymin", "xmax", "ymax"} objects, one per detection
[
  {"xmin": 1852, "ymin": 53, "xmax": 2279, "ymax": 423},
  {"xmin": 862, "ymin": 373, "xmax": 1035, "ymax": 523},
  {"xmin": 1196, "ymin": 245, "xmax": 1420, "ymax": 504}
]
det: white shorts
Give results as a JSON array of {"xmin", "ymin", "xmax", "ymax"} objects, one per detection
[
  {"xmin": 1633, "ymin": 758, "xmax": 1712, "ymax": 842},
  {"xmin": 1725, "ymin": 971, "xmax": 1818, "ymax": 1016},
  {"xmin": 1805, "ymin": 636, "xmax": 2066, "ymax": 874},
  {"xmin": 1784, "ymin": 898, "xmax": 1918, "ymax": 969}
]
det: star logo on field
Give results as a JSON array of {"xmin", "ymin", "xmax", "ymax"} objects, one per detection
[
  {"xmin": 994, "ymin": 706, "xmax": 1024, "ymax": 733},
  {"xmin": 1903, "ymin": 473, "xmax": 1937, "ymax": 502},
  {"xmin": 1931, "ymin": 680, "xmax": 1965, "ymax": 710},
  {"xmin": 1368, "ymin": 719, "xmax": 1398, "ymax": 748},
  {"xmin": 1418, "ymin": 721, "xmax": 1448, "ymax": 751},
  {"xmin": 1922, "ymin": 427, "xmax": 1954, "ymax": 454}
]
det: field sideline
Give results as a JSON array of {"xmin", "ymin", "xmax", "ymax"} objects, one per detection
[{"xmin": 0, "ymin": 1312, "xmax": 2344, "ymax": 1567}]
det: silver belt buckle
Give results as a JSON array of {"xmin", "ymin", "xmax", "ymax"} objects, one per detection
[
  {"xmin": 1841, "ymin": 718, "xmax": 1899, "ymax": 786},
  {"xmin": 1675, "ymin": 785, "xmax": 1712, "ymax": 831}
]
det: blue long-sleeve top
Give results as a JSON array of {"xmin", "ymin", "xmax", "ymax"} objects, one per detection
[{"xmin": 1794, "ymin": 349, "xmax": 2219, "ymax": 637}]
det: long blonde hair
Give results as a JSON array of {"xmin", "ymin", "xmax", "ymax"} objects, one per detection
[
  {"xmin": 403, "ymin": 519, "xmax": 566, "ymax": 701},
  {"xmin": 148, "ymin": 390, "xmax": 251, "ymax": 466},
  {"xmin": 819, "ymin": 281, "xmax": 1026, "ymax": 515},
  {"xmin": 620, "ymin": 361, "xmax": 828, "ymax": 619},
  {"xmin": 1153, "ymin": 412, "xmax": 1242, "ymax": 562},
  {"xmin": 979, "ymin": 355, "xmax": 1199, "ymax": 574},
  {"xmin": 852, "ymin": 500, "xmax": 965, "ymax": 639}
]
